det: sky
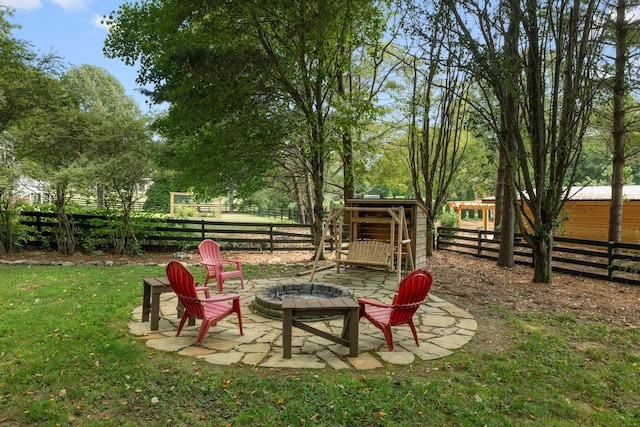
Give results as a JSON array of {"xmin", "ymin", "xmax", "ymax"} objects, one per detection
[{"xmin": 0, "ymin": 0, "xmax": 152, "ymax": 113}]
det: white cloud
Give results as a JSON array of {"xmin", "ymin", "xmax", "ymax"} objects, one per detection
[
  {"xmin": 91, "ymin": 13, "xmax": 109, "ymax": 30},
  {"xmin": 50, "ymin": 0, "xmax": 92, "ymax": 12},
  {"xmin": 0, "ymin": 0, "xmax": 93, "ymax": 12},
  {"xmin": 0, "ymin": 0, "xmax": 42, "ymax": 11}
]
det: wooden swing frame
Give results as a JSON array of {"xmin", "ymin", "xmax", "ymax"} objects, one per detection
[{"xmin": 310, "ymin": 206, "xmax": 414, "ymax": 283}]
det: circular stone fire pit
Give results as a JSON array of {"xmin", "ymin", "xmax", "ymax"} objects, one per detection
[{"xmin": 253, "ymin": 282, "xmax": 355, "ymax": 319}]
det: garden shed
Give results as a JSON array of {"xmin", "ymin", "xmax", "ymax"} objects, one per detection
[{"xmin": 558, "ymin": 185, "xmax": 640, "ymax": 243}]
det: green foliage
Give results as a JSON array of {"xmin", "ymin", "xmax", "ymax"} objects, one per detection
[
  {"xmin": 0, "ymin": 9, "xmax": 68, "ymax": 253},
  {"xmin": 61, "ymin": 64, "xmax": 141, "ymax": 116},
  {"xmin": 104, "ymin": 0, "xmax": 291, "ymax": 198},
  {"xmin": 143, "ymin": 173, "xmax": 173, "ymax": 213},
  {"xmin": 0, "ymin": 199, "xmax": 30, "ymax": 252},
  {"xmin": 360, "ymin": 140, "xmax": 412, "ymax": 198},
  {"xmin": 437, "ymin": 207, "xmax": 460, "ymax": 228},
  {"xmin": 174, "ymin": 206, "xmax": 196, "ymax": 218},
  {"xmin": 74, "ymin": 210, "xmax": 173, "ymax": 255},
  {"xmin": 103, "ymin": 0, "xmax": 391, "ymax": 240},
  {"xmin": 241, "ymin": 187, "xmax": 295, "ymax": 213}
]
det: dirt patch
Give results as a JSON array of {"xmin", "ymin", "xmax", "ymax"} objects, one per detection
[{"xmin": 425, "ymin": 251, "xmax": 640, "ymax": 328}]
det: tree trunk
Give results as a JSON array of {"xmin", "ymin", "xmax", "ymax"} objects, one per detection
[
  {"xmin": 228, "ymin": 190, "xmax": 235, "ymax": 213},
  {"xmin": 531, "ymin": 232, "xmax": 553, "ymax": 283},
  {"xmin": 97, "ymin": 185, "xmax": 105, "ymax": 209},
  {"xmin": 337, "ymin": 63, "xmax": 356, "ymax": 225},
  {"xmin": 118, "ymin": 190, "xmax": 139, "ymax": 255},
  {"xmin": 304, "ymin": 169, "xmax": 314, "ymax": 225},
  {"xmin": 497, "ymin": 146, "xmax": 516, "ymax": 268},
  {"xmin": 341, "ymin": 131, "xmax": 355, "ymax": 226},
  {"xmin": 0, "ymin": 198, "xmax": 14, "ymax": 253},
  {"xmin": 609, "ymin": 0, "xmax": 626, "ymax": 245},
  {"xmin": 496, "ymin": 1, "xmax": 519, "ymax": 269},
  {"xmin": 425, "ymin": 215, "xmax": 435, "ymax": 256},
  {"xmin": 310, "ymin": 137, "xmax": 326, "ymax": 259},
  {"xmin": 55, "ymin": 185, "xmax": 75, "ymax": 255},
  {"xmin": 292, "ymin": 176, "xmax": 307, "ymax": 224},
  {"xmin": 494, "ymin": 151, "xmax": 506, "ymax": 230}
]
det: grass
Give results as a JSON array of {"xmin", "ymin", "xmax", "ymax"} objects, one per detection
[{"xmin": 0, "ymin": 264, "xmax": 639, "ymax": 426}]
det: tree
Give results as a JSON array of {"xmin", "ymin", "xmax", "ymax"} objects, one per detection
[
  {"xmin": 399, "ymin": 2, "xmax": 472, "ymax": 256},
  {"xmin": 103, "ymin": 0, "xmax": 291, "ymax": 202},
  {"xmin": 333, "ymin": 3, "xmax": 399, "ymax": 212},
  {"xmin": 362, "ymin": 138, "xmax": 413, "ymax": 198},
  {"xmin": 446, "ymin": 0, "xmax": 607, "ymax": 282},
  {"xmin": 16, "ymin": 90, "xmax": 96, "ymax": 255},
  {"xmin": 89, "ymin": 117, "xmax": 153, "ymax": 254},
  {"xmin": 104, "ymin": 0, "xmax": 389, "ymax": 253},
  {"xmin": 602, "ymin": 0, "xmax": 640, "ymax": 243},
  {"xmin": 62, "ymin": 65, "xmax": 153, "ymax": 255},
  {"xmin": 0, "ymin": 6, "xmax": 64, "ymax": 253}
]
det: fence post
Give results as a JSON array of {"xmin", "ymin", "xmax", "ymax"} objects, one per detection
[
  {"xmin": 607, "ymin": 241, "xmax": 615, "ymax": 280},
  {"xmin": 269, "ymin": 225, "xmax": 274, "ymax": 253},
  {"xmin": 328, "ymin": 223, "xmax": 334, "ymax": 251},
  {"xmin": 201, "ymin": 220, "xmax": 206, "ymax": 240},
  {"xmin": 477, "ymin": 230, "xmax": 483, "ymax": 256}
]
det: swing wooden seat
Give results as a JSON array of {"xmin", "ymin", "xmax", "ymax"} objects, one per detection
[{"xmin": 336, "ymin": 239, "xmax": 393, "ymax": 270}]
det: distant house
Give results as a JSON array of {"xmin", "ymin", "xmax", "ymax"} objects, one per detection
[{"xmin": 559, "ymin": 185, "xmax": 640, "ymax": 243}]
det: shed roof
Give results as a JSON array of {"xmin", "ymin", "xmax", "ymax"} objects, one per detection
[
  {"xmin": 481, "ymin": 185, "xmax": 640, "ymax": 202},
  {"xmin": 568, "ymin": 185, "xmax": 640, "ymax": 201}
]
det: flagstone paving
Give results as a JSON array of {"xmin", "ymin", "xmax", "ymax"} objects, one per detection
[{"xmin": 128, "ymin": 267, "xmax": 476, "ymax": 370}]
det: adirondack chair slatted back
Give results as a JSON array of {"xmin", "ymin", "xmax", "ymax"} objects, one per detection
[
  {"xmin": 198, "ymin": 239, "xmax": 245, "ymax": 293},
  {"xmin": 389, "ymin": 270, "xmax": 432, "ymax": 326},
  {"xmin": 199, "ymin": 239, "xmax": 223, "ymax": 268},
  {"xmin": 165, "ymin": 261, "xmax": 244, "ymax": 345},
  {"xmin": 166, "ymin": 261, "xmax": 205, "ymax": 318},
  {"xmin": 358, "ymin": 268, "xmax": 433, "ymax": 351}
]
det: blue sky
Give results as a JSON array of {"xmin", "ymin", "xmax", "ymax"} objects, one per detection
[{"xmin": 0, "ymin": 0, "xmax": 152, "ymax": 113}]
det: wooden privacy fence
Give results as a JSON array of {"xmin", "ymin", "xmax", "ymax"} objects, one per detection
[
  {"xmin": 437, "ymin": 227, "xmax": 640, "ymax": 286},
  {"xmin": 19, "ymin": 211, "xmax": 317, "ymax": 253}
]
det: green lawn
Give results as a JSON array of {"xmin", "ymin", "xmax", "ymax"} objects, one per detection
[{"xmin": 0, "ymin": 264, "xmax": 638, "ymax": 426}]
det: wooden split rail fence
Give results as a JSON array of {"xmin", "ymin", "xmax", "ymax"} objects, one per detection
[
  {"xmin": 19, "ymin": 211, "xmax": 318, "ymax": 253},
  {"xmin": 437, "ymin": 227, "xmax": 640, "ymax": 286},
  {"xmin": 14, "ymin": 212, "xmax": 640, "ymax": 286}
]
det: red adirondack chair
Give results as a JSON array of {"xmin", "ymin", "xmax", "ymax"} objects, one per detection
[
  {"xmin": 198, "ymin": 239, "xmax": 245, "ymax": 293},
  {"xmin": 165, "ymin": 261, "xmax": 243, "ymax": 346},
  {"xmin": 358, "ymin": 269, "xmax": 433, "ymax": 351}
]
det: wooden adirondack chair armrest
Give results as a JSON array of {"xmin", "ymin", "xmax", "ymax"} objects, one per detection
[
  {"xmin": 204, "ymin": 293, "xmax": 241, "ymax": 303},
  {"xmin": 200, "ymin": 261, "xmax": 219, "ymax": 268},
  {"xmin": 221, "ymin": 259, "xmax": 242, "ymax": 268},
  {"xmin": 195, "ymin": 286, "xmax": 211, "ymax": 298},
  {"xmin": 357, "ymin": 297, "xmax": 391, "ymax": 309}
]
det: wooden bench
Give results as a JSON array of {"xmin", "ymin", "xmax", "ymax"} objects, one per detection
[
  {"xmin": 142, "ymin": 277, "xmax": 189, "ymax": 331},
  {"xmin": 282, "ymin": 297, "xmax": 360, "ymax": 358},
  {"xmin": 336, "ymin": 239, "xmax": 392, "ymax": 271}
]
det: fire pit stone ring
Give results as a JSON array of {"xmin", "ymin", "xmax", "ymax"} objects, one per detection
[{"xmin": 253, "ymin": 282, "xmax": 355, "ymax": 319}]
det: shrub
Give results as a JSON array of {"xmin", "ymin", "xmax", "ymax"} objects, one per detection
[{"xmin": 437, "ymin": 209, "xmax": 460, "ymax": 228}]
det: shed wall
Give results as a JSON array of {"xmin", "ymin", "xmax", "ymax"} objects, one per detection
[{"xmin": 560, "ymin": 201, "xmax": 640, "ymax": 243}]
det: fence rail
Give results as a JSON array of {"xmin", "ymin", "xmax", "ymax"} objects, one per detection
[
  {"xmin": 19, "ymin": 211, "xmax": 317, "ymax": 253},
  {"xmin": 437, "ymin": 227, "xmax": 640, "ymax": 286},
  {"xmin": 15, "ymin": 212, "xmax": 640, "ymax": 286}
]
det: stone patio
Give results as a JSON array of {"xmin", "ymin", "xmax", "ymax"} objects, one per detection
[{"xmin": 128, "ymin": 267, "xmax": 477, "ymax": 370}]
